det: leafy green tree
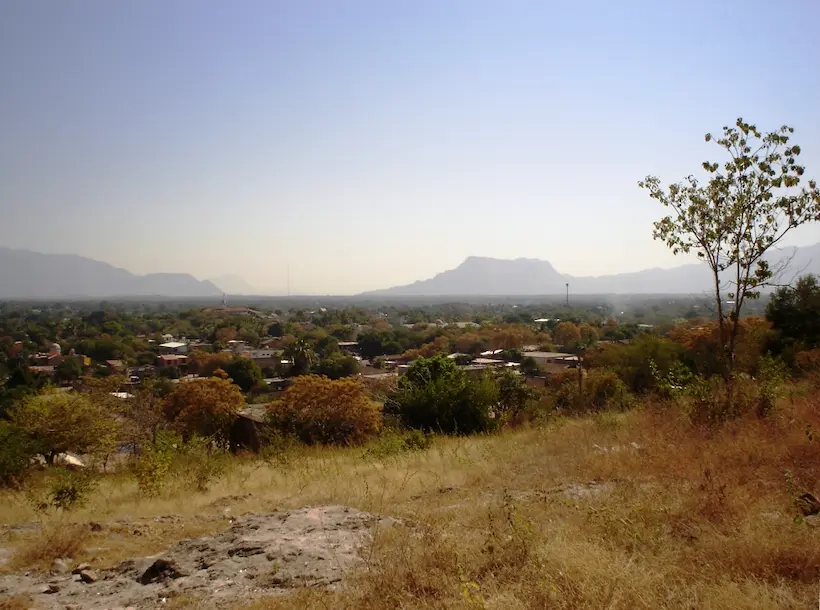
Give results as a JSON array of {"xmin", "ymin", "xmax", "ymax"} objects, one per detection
[
  {"xmin": 641, "ymin": 118, "xmax": 820, "ymax": 391},
  {"xmin": 496, "ymin": 369, "xmax": 537, "ymax": 423},
  {"xmin": 9, "ymin": 390, "xmax": 119, "ymax": 465},
  {"xmin": 312, "ymin": 352, "xmax": 360, "ymax": 379},
  {"xmin": 388, "ymin": 355, "xmax": 498, "ymax": 434},
  {"xmin": 283, "ymin": 338, "xmax": 316, "ymax": 376},
  {"xmin": 224, "ymin": 356, "xmax": 264, "ymax": 392},
  {"xmin": 0, "ymin": 422, "xmax": 37, "ymax": 487},
  {"xmin": 766, "ymin": 274, "xmax": 820, "ymax": 356},
  {"xmin": 0, "ymin": 358, "xmax": 51, "ymax": 417},
  {"xmin": 55, "ymin": 358, "xmax": 84, "ymax": 382},
  {"xmin": 267, "ymin": 322, "xmax": 284, "ymax": 337}
]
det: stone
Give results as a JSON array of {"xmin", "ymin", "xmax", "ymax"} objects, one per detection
[
  {"xmin": 139, "ymin": 558, "xmax": 187, "ymax": 585},
  {"xmin": 43, "ymin": 582, "xmax": 60, "ymax": 593},
  {"xmin": 79, "ymin": 569, "xmax": 98, "ymax": 583},
  {"xmin": 52, "ymin": 558, "xmax": 71, "ymax": 574},
  {"xmin": 72, "ymin": 562, "xmax": 91, "ymax": 575}
]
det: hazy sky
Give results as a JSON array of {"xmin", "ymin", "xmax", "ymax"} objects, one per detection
[{"xmin": 2, "ymin": 1, "xmax": 820, "ymax": 294}]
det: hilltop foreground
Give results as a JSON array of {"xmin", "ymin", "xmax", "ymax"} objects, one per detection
[{"xmin": 1, "ymin": 393, "xmax": 818, "ymax": 609}]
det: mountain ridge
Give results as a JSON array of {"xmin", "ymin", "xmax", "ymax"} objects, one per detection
[
  {"xmin": 0, "ymin": 247, "xmax": 222, "ymax": 299},
  {"xmin": 360, "ymin": 244, "xmax": 820, "ymax": 296}
]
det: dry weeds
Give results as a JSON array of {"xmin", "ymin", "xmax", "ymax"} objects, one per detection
[{"xmin": 1, "ymin": 393, "xmax": 818, "ymax": 609}]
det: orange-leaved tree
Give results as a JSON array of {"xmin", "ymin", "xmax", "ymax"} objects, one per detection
[
  {"xmin": 267, "ymin": 375, "xmax": 382, "ymax": 445},
  {"xmin": 553, "ymin": 322, "xmax": 581, "ymax": 349},
  {"xmin": 163, "ymin": 377, "xmax": 245, "ymax": 446}
]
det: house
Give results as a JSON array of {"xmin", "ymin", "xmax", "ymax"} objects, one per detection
[
  {"xmin": 227, "ymin": 340, "xmax": 248, "ymax": 353},
  {"xmin": 105, "ymin": 360, "xmax": 126, "ymax": 374},
  {"xmin": 248, "ymin": 349, "xmax": 281, "ymax": 370},
  {"xmin": 157, "ymin": 354, "xmax": 189, "ymax": 370},
  {"xmin": 524, "ymin": 351, "xmax": 577, "ymax": 371},
  {"xmin": 159, "ymin": 341, "xmax": 188, "ymax": 355},
  {"xmin": 337, "ymin": 341, "xmax": 361, "ymax": 356}
]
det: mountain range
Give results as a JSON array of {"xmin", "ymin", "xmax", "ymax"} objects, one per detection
[
  {"xmin": 2, "ymin": 244, "xmax": 819, "ymax": 299},
  {"xmin": 361, "ymin": 244, "xmax": 820, "ymax": 296},
  {"xmin": 209, "ymin": 274, "xmax": 259, "ymax": 295},
  {"xmin": 0, "ymin": 247, "xmax": 222, "ymax": 299}
]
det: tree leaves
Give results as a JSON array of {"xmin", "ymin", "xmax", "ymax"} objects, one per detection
[{"xmin": 640, "ymin": 118, "xmax": 820, "ymax": 378}]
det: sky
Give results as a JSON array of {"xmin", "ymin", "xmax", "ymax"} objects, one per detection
[{"xmin": 2, "ymin": 0, "xmax": 820, "ymax": 295}]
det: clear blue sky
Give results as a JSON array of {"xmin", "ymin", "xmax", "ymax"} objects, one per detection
[{"xmin": 2, "ymin": 0, "xmax": 819, "ymax": 294}]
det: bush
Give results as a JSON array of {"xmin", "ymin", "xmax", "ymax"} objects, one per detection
[
  {"xmin": 46, "ymin": 468, "xmax": 99, "ymax": 511},
  {"xmin": 364, "ymin": 429, "xmax": 434, "ymax": 459},
  {"xmin": 267, "ymin": 375, "xmax": 382, "ymax": 445},
  {"xmin": 163, "ymin": 377, "xmax": 244, "ymax": 447},
  {"xmin": 585, "ymin": 336, "xmax": 689, "ymax": 394},
  {"xmin": 26, "ymin": 468, "xmax": 99, "ymax": 513},
  {"xmin": 388, "ymin": 356, "xmax": 499, "ymax": 434},
  {"xmin": 133, "ymin": 430, "xmax": 180, "ymax": 497},
  {"xmin": 171, "ymin": 436, "xmax": 229, "ymax": 493},
  {"xmin": 547, "ymin": 368, "xmax": 633, "ymax": 414},
  {"xmin": 0, "ymin": 422, "xmax": 36, "ymax": 487},
  {"xmin": 8, "ymin": 390, "xmax": 118, "ymax": 465}
]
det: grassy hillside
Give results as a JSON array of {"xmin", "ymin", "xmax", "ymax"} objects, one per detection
[{"xmin": 2, "ymin": 387, "xmax": 818, "ymax": 609}]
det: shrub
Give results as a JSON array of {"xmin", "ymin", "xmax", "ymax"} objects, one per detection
[
  {"xmin": 26, "ymin": 468, "xmax": 100, "ymax": 513},
  {"xmin": 8, "ymin": 389, "xmax": 118, "ymax": 465},
  {"xmin": 496, "ymin": 369, "xmax": 538, "ymax": 425},
  {"xmin": 46, "ymin": 468, "xmax": 99, "ymax": 511},
  {"xmin": 171, "ymin": 436, "xmax": 229, "ymax": 492},
  {"xmin": 0, "ymin": 422, "xmax": 36, "ymax": 487},
  {"xmin": 364, "ymin": 429, "xmax": 434, "ymax": 458},
  {"xmin": 547, "ymin": 368, "xmax": 633, "ymax": 414},
  {"xmin": 133, "ymin": 430, "xmax": 180, "ymax": 497},
  {"xmin": 163, "ymin": 377, "xmax": 244, "ymax": 446},
  {"xmin": 267, "ymin": 375, "xmax": 382, "ymax": 445},
  {"xmin": 224, "ymin": 356, "xmax": 264, "ymax": 392},
  {"xmin": 388, "ymin": 356, "xmax": 499, "ymax": 434},
  {"xmin": 585, "ymin": 335, "xmax": 689, "ymax": 393}
]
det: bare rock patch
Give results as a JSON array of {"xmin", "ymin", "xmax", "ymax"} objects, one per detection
[{"xmin": 0, "ymin": 505, "xmax": 397, "ymax": 609}]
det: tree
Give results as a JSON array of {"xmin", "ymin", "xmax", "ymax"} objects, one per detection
[
  {"xmin": 579, "ymin": 323, "xmax": 599, "ymax": 346},
  {"xmin": 163, "ymin": 377, "xmax": 245, "ymax": 446},
  {"xmin": 283, "ymin": 338, "xmax": 316, "ymax": 376},
  {"xmin": 553, "ymin": 322, "xmax": 581, "ymax": 349},
  {"xmin": 55, "ymin": 357, "xmax": 84, "ymax": 382},
  {"xmin": 224, "ymin": 356, "xmax": 264, "ymax": 392},
  {"xmin": 118, "ymin": 379, "xmax": 173, "ymax": 447},
  {"xmin": 189, "ymin": 350, "xmax": 233, "ymax": 377},
  {"xmin": 496, "ymin": 369, "xmax": 537, "ymax": 424},
  {"xmin": 267, "ymin": 375, "xmax": 381, "ymax": 445},
  {"xmin": 641, "ymin": 118, "xmax": 820, "ymax": 393},
  {"xmin": 9, "ymin": 390, "xmax": 119, "ymax": 465},
  {"xmin": 388, "ymin": 355, "xmax": 499, "ymax": 434},
  {"xmin": 766, "ymin": 274, "xmax": 820, "ymax": 355},
  {"xmin": 312, "ymin": 352, "xmax": 360, "ymax": 380}
]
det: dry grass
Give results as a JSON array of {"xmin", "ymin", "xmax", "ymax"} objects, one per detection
[
  {"xmin": 0, "ymin": 595, "xmax": 32, "ymax": 610},
  {"xmin": 6, "ymin": 522, "xmax": 90, "ymax": 571},
  {"xmin": 1, "ymin": 392, "xmax": 819, "ymax": 608}
]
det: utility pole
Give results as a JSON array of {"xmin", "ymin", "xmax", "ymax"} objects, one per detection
[{"xmin": 566, "ymin": 283, "xmax": 569, "ymax": 307}]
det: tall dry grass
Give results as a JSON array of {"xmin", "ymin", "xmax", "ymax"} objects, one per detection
[{"xmin": 0, "ymin": 391, "xmax": 818, "ymax": 608}]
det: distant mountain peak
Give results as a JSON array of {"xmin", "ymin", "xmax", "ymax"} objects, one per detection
[
  {"xmin": 210, "ymin": 274, "xmax": 258, "ymax": 295},
  {"xmin": 0, "ymin": 247, "xmax": 222, "ymax": 299},
  {"xmin": 360, "ymin": 245, "xmax": 820, "ymax": 296}
]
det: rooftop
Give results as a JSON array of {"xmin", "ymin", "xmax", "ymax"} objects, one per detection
[{"xmin": 159, "ymin": 341, "xmax": 187, "ymax": 349}]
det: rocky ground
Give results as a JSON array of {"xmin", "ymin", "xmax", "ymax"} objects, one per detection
[{"xmin": 0, "ymin": 505, "xmax": 397, "ymax": 609}]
